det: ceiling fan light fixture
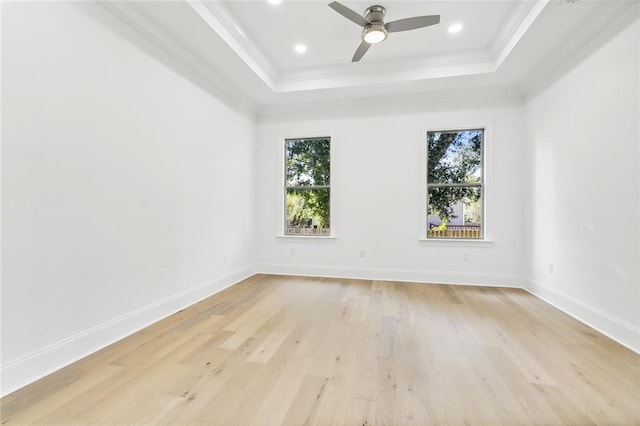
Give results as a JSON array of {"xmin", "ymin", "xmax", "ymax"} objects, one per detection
[
  {"xmin": 329, "ymin": 2, "xmax": 441, "ymax": 62},
  {"xmin": 363, "ymin": 24, "xmax": 387, "ymax": 44}
]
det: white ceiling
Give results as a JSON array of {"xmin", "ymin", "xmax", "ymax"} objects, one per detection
[{"xmin": 101, "ymin": 0, "xmax": 638, "ymax": 113}]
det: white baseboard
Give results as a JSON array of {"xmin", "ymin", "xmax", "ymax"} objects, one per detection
[
  {"xmin": 255, "ymin": 262, "xmax": 525, "ymax": 288},
  {"xmin": 257, "ymin": 263, "xmax": 639, "ymax": 354},
  {"xmin": 3, "ymin": 266, "xmax": 636, "ymax": 398},
  {"xmin": 525, "ymin": 278, "xmax": 640, "ymax": 354},
  {"xmin": 0, "ymin": 265, "xmax": 257, "ymax": 398}
]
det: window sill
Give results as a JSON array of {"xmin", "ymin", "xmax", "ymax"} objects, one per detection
[
  {"xmin": 418, "ymin": 238, "xmax": 494, "ymax": 247},
  {"xmin": 277, "ymin": 235, "xmax": 337, "ymax": 240}
]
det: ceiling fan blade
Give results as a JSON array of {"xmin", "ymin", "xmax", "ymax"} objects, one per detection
[
  {"xmin": 385, "ymin": 15, "xmax": 440, "ymax": 33},
  {"xmin": 352, "ymin": 41, "xmax": 371, "ymax": 62},
  {"xmin": 329, "ymin": 1, "xmax": 370, "ymax": 27}
]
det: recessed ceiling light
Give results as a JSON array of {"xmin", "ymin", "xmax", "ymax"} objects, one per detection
[
  {"xmin": 294, "ymin": 44, "xmax": 307, "ymax": 54},
  {"xmin": 448, "ymin": 23, "xmax": 463, "ymax": 34},
  {"xmin": 267, "ymin": 0, "xmax": 282, "ymax": 5}
]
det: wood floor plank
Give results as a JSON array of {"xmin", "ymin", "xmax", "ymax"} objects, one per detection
[
  {"xmin": 3, "ymin": 365, "xmax": 123, "ymax": 424},
  {"xmin": 281, "ymin": 374, "xmax": 330, "ymax": 426},
  {"xmin": 246, "ymin": 325, "xmax": 293, "ymax": 364},
  {"xmin": 249, "ymin": 355, "xmax": 312, "ymax": 426},
  {"xmin": 2, "ymin": 275, "xmax": 639, "ymax": 425}
]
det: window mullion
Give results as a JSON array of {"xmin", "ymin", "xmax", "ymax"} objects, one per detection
[
  {"xmin": 285, "ymin": 185, "xmax": 330, "ymax": 190},
  {"xmin": 427, "ymin": 183, "xmax": 482, "ymax": 188}
]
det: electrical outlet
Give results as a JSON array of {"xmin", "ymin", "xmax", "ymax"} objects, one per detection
[
  {"xmin": 548, "ymin": 263, "xmax": 554, "ymax": 274},
  {"xmin": 463, "ymin": 253, "xmax": 470, "ymax": 262},
  {"xmin": 290, "ymin": 247, "xmax": 296, "ymax": 256},
  {"xmin": 223, "ymin": 254, "xmax": 228, "ymax": 264},
  {"xmin": 359, "ymin": 250, "xmax": 366, "ymax": 258}
]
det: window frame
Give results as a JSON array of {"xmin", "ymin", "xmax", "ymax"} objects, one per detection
[
  {"xmin": 282, "ymin": 136, "xmax": 333, "ymax": 238},
  {"xmin": 422, "ymin": 125, "xmax": 490, "ymax": 241}
]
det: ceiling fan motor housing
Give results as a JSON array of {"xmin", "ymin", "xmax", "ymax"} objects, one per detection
[{"xmin": 364, "ymin": 5, "xmax": 386, "ymax": 23}]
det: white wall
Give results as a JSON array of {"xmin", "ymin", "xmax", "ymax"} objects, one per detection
[
  {"xmin": 523, "ymin": 16, "xmax": 640, "ymax": 352},
  {"xmin": 1, "ymin": 2, "xmax": 256, "ymax": 395},
  {"xmin": 255, "ymin": 104, "xmax": 525, "ymax": 287}
]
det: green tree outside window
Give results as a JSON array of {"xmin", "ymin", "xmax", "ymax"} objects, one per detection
[{"xmin": 285, "ymin": 138, "xmax": 330, "ymax": 235}]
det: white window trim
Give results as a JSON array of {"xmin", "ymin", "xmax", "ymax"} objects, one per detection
[
  {"xmin": 276, "ymin": 235, "xmax": 338, "ymax": 240},
  {"xmin": 420, "ymin": 123, "xmax": 493, "ymax": 242},
  {"xmin": 279, "ymin": 133, "xmax": 336, "ymax": 238}
]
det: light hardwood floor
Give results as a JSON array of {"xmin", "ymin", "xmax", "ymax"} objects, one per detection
[{"xmin": 2, "ymin": 274, "xmax": 639, "ymax": 425}]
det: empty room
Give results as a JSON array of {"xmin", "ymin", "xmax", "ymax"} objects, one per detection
[{"xmin": 1, "ymin": 0, "xmax": 639, "ymax": 424}]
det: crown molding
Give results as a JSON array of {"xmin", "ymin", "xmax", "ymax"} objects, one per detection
[
  {"xmin": 489, "ymin": 0, "xmax": 543, "ymax": 58},
  {"xmin": 188, "ymin": 1, "xmax": 277, "ymax": 91},
  {"xmin": 493, "ymin": 0, "xmax": 549, "ymax": 68},
  {"xmin": 523, "ymin": 1, "xmax": 639, "ymax": 99}
]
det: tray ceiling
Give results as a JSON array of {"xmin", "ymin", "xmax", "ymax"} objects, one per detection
[{"xmin": 99, "ymin": 0, "xmax": 638, "ymax": 111}]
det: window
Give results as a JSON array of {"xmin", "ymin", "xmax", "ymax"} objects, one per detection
[
  {"xmin": 426, "ymin": 129, "xmax": 483, "ymax": 239},
  {"xmin": 284, "ymin": 137, "xmax": 330, "ymax": 236}
]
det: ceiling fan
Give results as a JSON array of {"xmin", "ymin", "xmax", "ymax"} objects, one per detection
[{"xmin": 328, "ymin": 2, "xmax": 441, "ymax": 62}]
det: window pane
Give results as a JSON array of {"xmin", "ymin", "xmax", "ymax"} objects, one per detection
[
  {"xmin": 427, "ymin": 130, "xmax": 482, "ymax": 184},
  {"xmin": 427, "ymin": 187, "xmax": 482, "ymax": 239},
  {"xmin": 286, "ymin": 188, "xmax": 330, "ymax": 235},
  {"xmin": 286, "ymin": 138, "xmax": 330, "ymax": 187}
]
